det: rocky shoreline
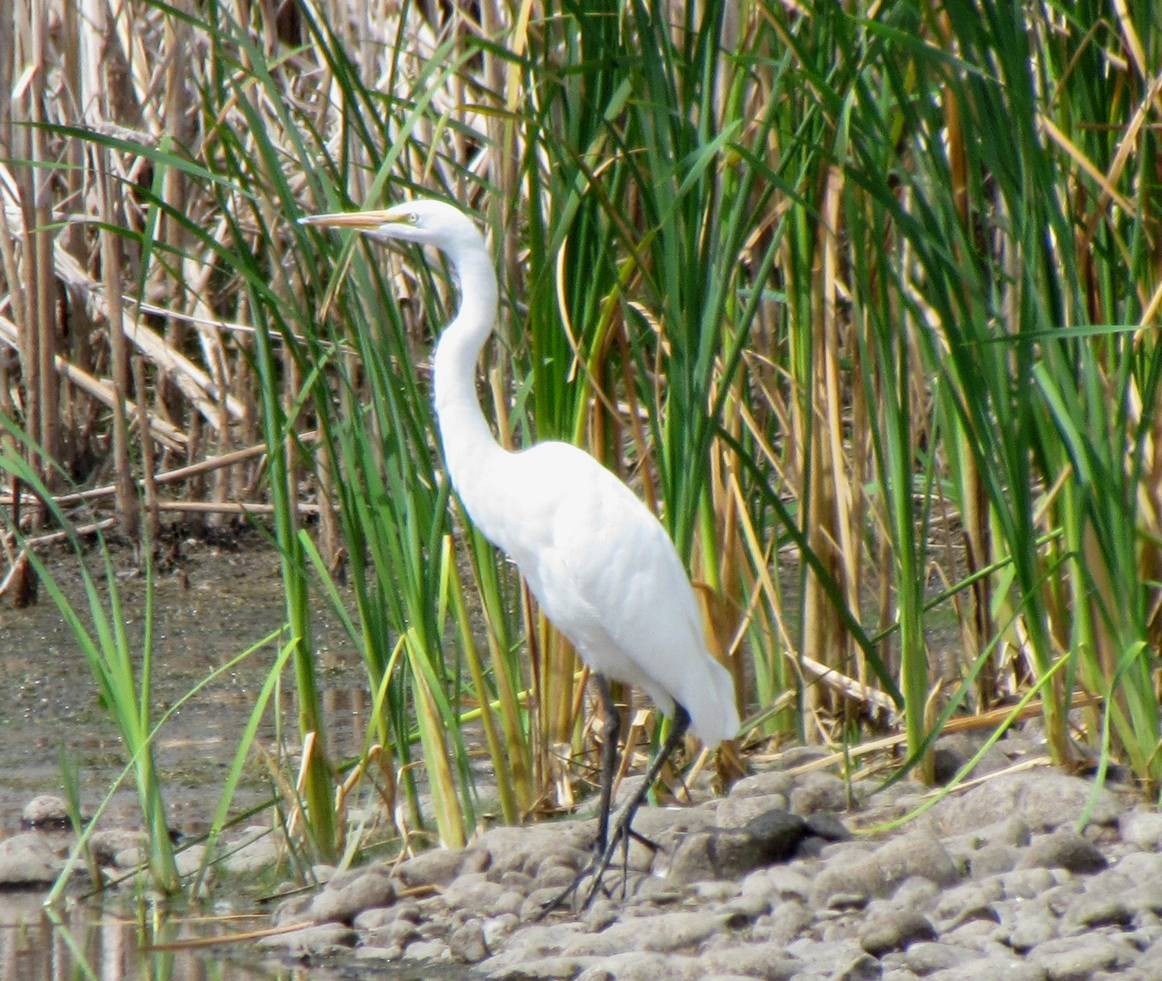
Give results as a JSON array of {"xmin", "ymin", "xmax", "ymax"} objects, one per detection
[
  {"xmin": 5, "ymin": 730, "xmax": 1162, "ymax": 979},
  {"xmin": 262, "ymin": 734, "xmax": 1162, "ymax": 979}
]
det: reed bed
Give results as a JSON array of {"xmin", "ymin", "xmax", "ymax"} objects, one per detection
[{"xmin": 0, "ymin": 0, "xmax": 1159, "ymax": 886}]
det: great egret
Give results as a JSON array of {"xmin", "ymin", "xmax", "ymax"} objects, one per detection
[{"xmin": 302, "ymin": 199, "xmax": 740, "ymax": 906}]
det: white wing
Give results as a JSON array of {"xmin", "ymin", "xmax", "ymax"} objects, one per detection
[{"xmin": 478, "ymin": 440, "xmax": 739, "ymax": 746}]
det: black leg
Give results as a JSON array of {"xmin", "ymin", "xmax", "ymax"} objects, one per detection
[
  {"xmin": 581, "ymin": 703, "xmax": 690, "ymax": 907},
  {"xmin": 538, "ymin": 701, "xmax": 691, "ymax": 918},
  {"xmin": 593, "ymin": 674, "xmax": 620, "ymax": 857}
]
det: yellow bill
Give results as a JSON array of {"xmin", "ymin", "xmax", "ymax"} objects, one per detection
[{"xmin": 298, "ymin": 207, "xmax": 406, "ymax": 229}]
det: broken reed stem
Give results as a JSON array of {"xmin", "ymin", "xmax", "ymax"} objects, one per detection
[
  {"xmin": 7, "ymin": 499, "xmax": 322, "ymax": 543},
  {"xmin": 3, "ymin": 432, "xmax": 318, "ymax": 510},
  {"xmin": 134, "ymin": 354, "xmax": 160, "ymax": 539},
  {"xmin": 99, "ymin": 155, "xmax": 139, "ymax": 537}
]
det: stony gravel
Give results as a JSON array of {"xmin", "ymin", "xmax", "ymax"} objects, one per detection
[
  {"xmin": 6, "ymin": 730, "xmax": 1162, "ymax": 979},
  {"xmin": 252, "ymin": 733, "xmax": 1161, "ymax": 979}
]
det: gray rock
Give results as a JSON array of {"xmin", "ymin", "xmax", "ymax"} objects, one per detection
[
  {"xmin": 1005, "ymin": 908, "xmax": 1057, "ymax": 951},
  {"xmin": 354, "ymin": 900, "xmax": 419, "ymax": 930},
  {"xmin": 1120, "ymin": 810, "xmax": 1162, "ymax": 851},
  {"xmin": 746, "ymin": 809, "xmax": 811, "ymax": 853},
  {"xmin": 352, "ymin": 906, "xmax": 395, "ymax": 930},
  {"xmin": 492, "ymin": 889, "xmax": 527, "ymax": 917},
  {"xmin": 891, "ymin": 876, "xmax": 941, "ymax": 911},
  {"xmin": 699, "ymin": 941, "xmax": 802, "ymax": 978},
  {"xmin": 998, "ymin": 866, "xmax": 1058, "ymax": 899},
  {"xmin": 175, "ymin": 844, "xmax": 210, "ymax": 880},
  {"xmin": 21, "ymin": 795, "xmax": 71, "ymax": 830},
  {"xmin": 448, "ymin": 918, "xmax": 489, "ymax": 963},
  {"xmin": 1135, "ymin": 936, "xmax": 1162, "ymax": 973},
  {"xmin": 630, "ymin": 876, "xmax": 684, "ymax": 904},
  {"xmin": 481, "ymin": 954, "xmax": 595, "ymax": 978},
  {"xmin": 403, "ymin": 937, "xmax": 450, "ymax": 962},
  {"xmin": 805, "ymin": 811, "xmax": 852, "ymax": 842},
  {"xmin": 522, "ymin": 886, "xmax": 574, "ymax": 921},
  {"xmin": 827, "ymin": 891, "xmax": 871, "ymax": 910},
  {"xmin": 112, "ymin": 846, "xmax": 146, "ymax": 871},
  {"xmin": 741, "ymin": 864, "xmax": 814, "ymax": 903},
  {"xmin": 615, "ymin": 806, "xmax": 721, "ymax": 866},
  {"xmin": 272, "ymin": 892, "xmax": 313, "ymax": 927},
  {"xmin": 786, "ymin": 937, "xmax": 877, "ymax": 978},
  {"xmin": 932, "ymin": 733, "xmax": 1003, "ymax": 782},
  {"xmin": 353, "ymin": 943, "xmax": 405, "ymax": 962},
  {"xmin": 772, "ymin": 745, "xmax": 835, "ymax": 770},
  {"xmin": 257, "ymin": 921, "xmax": 356, "ymax": 955},
  {"xmin": 477, "ymin": 920, "xmax": 587, "ymax": 975},
  {"xmin": 1063, "ymin": 891, "xmax": 1134, "ymax": 930},
  {"xmin": 604, "ymin": 906, "xmax": 729, "ymax": 953},
  {"xmin": 0, "ymin": 832, "xmax": 63, "ymax": 886},
  {"xmin": 968, "ymin": 843, "xmax": 1019, "ymax": 877},
  {"xmin": 949, "ymin": 816, "xmax": 1031, "ymax": 853},
  {"xmin": 481, "ymin": 912, "xmax": 519, "ymax": 949},
  {"xmin": 364, "ymin": 917, "xmax": 421, "ymax": 951},
  {"xmin": 308, "ymin": 866, "xmax": 395, "ymax": 923},
  {"xmin": 1018, "ymin": 831, "xmax": 1107, "ymax": 874},
  {"xmin": 1125, "ymin": 880, "xmax": 1162, "ymax": 917},
  {"xmin": 903, "ymin": 941, "xmax": 976, "ymax": 974},
  {"xmin": 934, "ymin": 879, "xmax": 1001, "ymax": 927},
  {"xmin": 395, "ymin": 846, "xmax": 468, "ymax": 887},
  {"xmin": 729, "ymin": 769, "xmax": 796, "ymax": 799},
  {"xmin": 667, "ymin": 811, "xmax": 809, "ymax": 885},
  {"xmin": 581, "ymin": 898, "xmax": 618, "ymax": 933},
  {"xmin": 692, "ymin": 879, "xmax": 742, "ymax": 903},
  {"xmin": 500, "ymin": 868, "xmax": 535, "ymax": 890},
  {"xmin": 763, "ymin": 899, "xmax": 812, "ymax": 944},
  {"xmin": 810, "ymin": 860, "xmax": 876, "ymax": 908},
  {"xmin": 717, "ymin": 889, "xmax": 771, "ymax": 927},
  {"xmin": 1040, "ymin": 881, "xmax": 1086, "ymax": 918},
  {"xmin": 562, "ymin": 909, "xmax": 727, "ymax": 956},
  {"xmin": 1113, "ymin": 850, "xmax": 1162, "ymax": 886},
  {"xmin": 940, "ymin": 916, "xmax": 1004, "ymax": 950},
  {"xmin": 476, "ymin": 822, "xmax": 591, "ymax": 880},
  {"xmin": 875, "ymin": 831, "xmax": 963, "ymax": 886},
  {"xmin": 573, "ymin": 951, "xmax": 706, "ymax": 981},
  {"xmin": 537, "ymin": 864, "xmax": 581, "ymax": 890},
  {"xmin": 820, "ymin": 840, "xmax": 876, "ymax": 864},
  {"xmin": 832, "ymin": 951, "xmax": 884, "ymax": 980},
  {"xmin": 716, "ymin": 793, "xmax": 790, "ymax": 828},
  {"xmin": 928, "ymin": 771, "xmax": 1122, "ymax": 836},
  {"xmin": 926, "ymin": 957, "xmax": 1047, "ymax": 980},
  {"xmin": 220, "ymin": 826, "xmax": 282, "ymax": 874},
  {"xmin": 1028, "ymin": 935, "xmax": 1124, "ymax": 980},
  {"xmin": 87, "ymin": 829, "xmax": 147, "ymax": 867},
  {"xmin": 859, "ymin": 909, "xmax": 936, "ymax": 955},
  {"xmin": 789, "ymin": 771, "xmax": 849, "ymax": 815},
  {"xmin": 443, "ymin": 871, "xmax": 510, "ymax": 913},
  {"xmin": 813, "ymin": 830, "xmax": 961, "ymax": 909}
]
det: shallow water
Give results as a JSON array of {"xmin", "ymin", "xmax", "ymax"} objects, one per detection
[{"xmin": 0, "ymin": 533, "xmax": 376, "ymax": 978}]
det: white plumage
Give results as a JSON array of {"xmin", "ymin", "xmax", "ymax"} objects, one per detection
[{"xmin": 303, "ymin": 198, "xmax": 740, "ymax": 904}]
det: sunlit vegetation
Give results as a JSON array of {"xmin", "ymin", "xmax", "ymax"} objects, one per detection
[{"xmin": 0, "ymin": 0, "xmax": 1158, "ymax": 890}]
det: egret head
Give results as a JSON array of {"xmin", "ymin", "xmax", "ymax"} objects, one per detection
[{"xmin": 300, "ymin": 198, "xmax": 482, "ymax": 253}]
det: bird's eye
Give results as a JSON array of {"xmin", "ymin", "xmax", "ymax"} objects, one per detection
[{"xmin": 408, "ymin": 212, "xmax": 420, "ymax": 225}]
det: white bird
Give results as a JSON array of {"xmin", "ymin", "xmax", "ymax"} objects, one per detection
[{"xmin": 302, "ymin": 199, "xmax": 739, "ymax": 905}]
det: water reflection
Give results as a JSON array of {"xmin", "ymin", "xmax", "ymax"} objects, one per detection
[
  {"xmin": 0, "ymin": 542, "xmax": 371, "ymax": 833},
  {"xmin": 0, "ymin": 542, "xmax": 386, "ymax": 979},
  {"xmin": 0, "ymin": 892, "xmax": 284, "ymax": 979}
]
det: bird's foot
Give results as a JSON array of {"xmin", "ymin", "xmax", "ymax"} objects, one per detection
[{"xmin": 536, "ymin": 819, "xmax": 659, "ymax": 918}]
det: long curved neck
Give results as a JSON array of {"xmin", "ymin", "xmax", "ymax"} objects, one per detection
[{"xmin": 432, "ymin": 240, "xmax": 506, "ymax": 508}]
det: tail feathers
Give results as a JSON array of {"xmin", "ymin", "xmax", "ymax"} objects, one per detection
[{"xmin": 683, "ymin": 656, "xmax": 740, "ymax": 748}]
